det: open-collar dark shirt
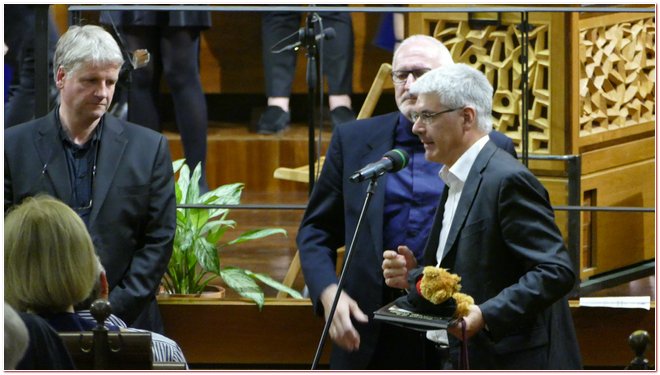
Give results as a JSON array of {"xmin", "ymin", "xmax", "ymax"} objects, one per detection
[
  {"xmin": 55, "ymin": 108, "xmax": 102, "ymax": 226},
  {"xmin": 383, "ymin": 113, "xmax": 444, "ymax": 263}
]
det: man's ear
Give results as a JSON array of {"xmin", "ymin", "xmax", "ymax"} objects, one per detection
[
  {"xmin": 55, "ymin": 66, "xmax": 66, "ymax": 89},
  {"xmin": 462, "ymin": 106, "xmax": 477, "ymax": 129},
  {"xmin": 99, "ymin": 271, "xmax": 109, "ymax": 300},
  {"xmin": 466, "ymin": 106, "xmax": 477, "ymax": 123}
]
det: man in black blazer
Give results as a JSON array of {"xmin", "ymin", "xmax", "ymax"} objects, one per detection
[
  {"xmin": 4, "ymin": 24, "xmax": 176, "ymax": 334},
  {"xmin": 383, "ymin": 63, "xmax": 582, "ymax": 369},
  {"xmin": 297, "ymin": 35, "xmax": 516, "ymax": 369}
]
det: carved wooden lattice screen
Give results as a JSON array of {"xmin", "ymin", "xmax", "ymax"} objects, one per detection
[
  {"xmin": 410, "ymin": 12, "xmax": 557, "ymax": 155},
  {"xmin": 578, "ymin": 14, "xmax": 655, "ymax": 139}
]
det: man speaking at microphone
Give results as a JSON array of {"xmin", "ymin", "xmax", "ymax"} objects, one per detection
[{"xmin": 297, "ymin": 35, "xmax": 516, "ymax": 369}]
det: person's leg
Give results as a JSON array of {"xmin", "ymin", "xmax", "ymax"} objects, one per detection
[
  {"xmin": 4, "ymin": 38, "xmax": 37, "ymax": 127},
  {"xmin": 5, "ymin": 6, "xmax": 59, "ymax": 127},
  {"xmin": 258, "ymin": 11, "xmax": 299, "ymax": 133},
  {"xmin": 261, "ymin": 11, "xmax": 300, "ymax": 107},
  {"xmin": 123, "ymin": 26, "xmax": 162, "ymax": 132},
  {"xmin": 160, "ymin": 27, "xmax": 208, "ymax": 190},
  {"xmin": 319, "ymin": 12, "xmax": 355, "ymax": 126}
]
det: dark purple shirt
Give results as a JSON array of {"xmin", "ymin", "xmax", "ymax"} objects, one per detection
[{"xmin": 383, "ymin": 113, "xmax": 443, "ymax": 262}]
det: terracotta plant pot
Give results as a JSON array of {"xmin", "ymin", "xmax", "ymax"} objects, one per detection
[{"xmin": 159, "ymin": 285, "xmax": 226, "ymax": 300}]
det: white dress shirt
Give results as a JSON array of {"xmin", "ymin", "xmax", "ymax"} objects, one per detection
[
  {"xmin": 427, "ymin": 135, "xmax": 490, "ymax": 344},
  {"xmin": 435, "ymin": 135, "xmax": 490, "ymax": 265}
]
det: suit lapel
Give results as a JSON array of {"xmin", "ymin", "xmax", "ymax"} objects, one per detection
[
  {"xmin": 423, "ymin": 185, "xmax": 449, "ymax": 266},
  {"xmin": 361, "ymin": 113, "xmax": 398, "ymax": 261},
  {"xmin": 35, "ymin": 112, "xmax": 72, "ymax": 201},
  {"xmin": 89, "ymin": 116, "xmax": 127, "ymax": 224},
  {"xmin": 441, "ymin": 142, "xmax": 497, "ymax": 262}
]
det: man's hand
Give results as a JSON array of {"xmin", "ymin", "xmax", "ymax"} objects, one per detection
[
  {"xmin": 320, "ymin": 284, "xmax": 369, "ymax": 351},
  {"xmin": 382, "ymin": 245, "xmax": 417, "ymax": 289},
  {"xmin": 448, "ymin": 304, "xmax": 485, "ymax": 340}
]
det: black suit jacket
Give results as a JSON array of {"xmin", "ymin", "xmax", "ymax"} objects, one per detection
[
  {"xmin": 5, "ymin": 111, "xmax": 176, "ymax": 333},
  {"xmin": 422, "ymin": 141, "xmax": 582, "ymax": 369},
  {"xmin": 297, "ymin": 112, "xmax": 516, "ymax": 369}
]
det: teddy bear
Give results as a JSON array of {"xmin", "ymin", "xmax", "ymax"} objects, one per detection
[
  {"xmin": 418, "ymin": 266, "xmax": 474, "ymax": 319},
  {"xmin": 395, "ymin": 266, "xmax": 474, "ymax": 320}
]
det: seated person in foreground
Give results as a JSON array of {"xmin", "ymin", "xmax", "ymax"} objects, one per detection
[
  {"xmin": 5, "ymin": 301, "xmax": 29, "ymax": 369},
  {"xmin": 75, "ymin": 261, "xmax": 187, "ymax": 365},
  {"xmin": 4, "ymin": 195, "xmax": 186, "ymax": 366},
  {"xmin": 6, "ymin": 302, "xmax": 75, "ymax": 370}
]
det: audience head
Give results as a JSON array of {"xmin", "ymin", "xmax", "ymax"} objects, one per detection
[
  {"xmin": 409, "ymin": 63, "xmax": 493, "ymax": 166},
  {"xmin": 392, "ymin": 35, "xmax": 454, "ymax": 119},
  {"xmin": 53, "ymin": 24, "xmax": 123, "ymax": 81},
  {"xmin": 4, "ymin": 302, "xmax": 29, "ymax": 370},
  {"xmin": 74, "ymin": 258, "xmax": 109, "ymax": 312},
  {"xmin": 4, "ymin": 195, "xmax": 98, "ymax": 314}
]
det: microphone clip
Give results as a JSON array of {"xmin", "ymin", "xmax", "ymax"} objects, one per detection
[{"xmin": 271, "ymin": 13, "xmax": 335, "ymax": 54}]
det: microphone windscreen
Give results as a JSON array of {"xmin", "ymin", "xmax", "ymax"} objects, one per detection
[{"xmin": 383, "ymin": 149, "xmax": 409, "ymax": 172}]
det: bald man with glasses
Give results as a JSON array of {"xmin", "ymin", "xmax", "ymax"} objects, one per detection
[{"xmin": 297, "ymin": 35, "xmax": 516, "ymax": 369}]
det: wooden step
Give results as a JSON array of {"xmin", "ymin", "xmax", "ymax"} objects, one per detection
[{"xmin": 165, "ymin": 121, "xmax": 331, "ymax": 197}]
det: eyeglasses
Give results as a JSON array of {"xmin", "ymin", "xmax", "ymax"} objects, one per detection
[
  {"xmin": 71, "ymin": 159, "xmax": 96, "ymax": 215},
  {"xmin": 410, "ymin": 107, "xmax": 462, "ymax": 125},
  {"xmin": 391, "ymin": 69, "xmax": 431, "ymax": 85}
]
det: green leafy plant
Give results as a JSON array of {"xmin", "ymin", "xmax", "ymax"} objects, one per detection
[{"xmin": 162, "ymin": 159, "xmax": 303, "ymax": 308}]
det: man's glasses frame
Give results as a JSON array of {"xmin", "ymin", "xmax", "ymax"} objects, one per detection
[
  {"xmin": 410, "ymin": 107, "xmax": 463, "ymax": 125},
  {"xmin": 391, "ymin": 68, "xmax": 431, "ymax": 85}
]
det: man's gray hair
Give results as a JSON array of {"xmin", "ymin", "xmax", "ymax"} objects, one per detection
[
  {"xmin": 410, "ymin": 63, "xmax": 493, "ymax": 133},
  {"xmin": 53, "ymin": 24, "xmax": 124, "ymax": 81}
]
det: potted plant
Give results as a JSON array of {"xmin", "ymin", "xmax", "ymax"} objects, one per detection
[{"xmin": 161, "ymin": 159, "xmax": 302, "ymax": 308}]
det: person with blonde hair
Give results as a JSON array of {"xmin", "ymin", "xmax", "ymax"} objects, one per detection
[
  {"xmin": 5, "ymin": 195, "xmax": 186, "ymax": 366},
  {"xmin": 5, "ymin": 195, "xmax": 98, "ymax": 314}
]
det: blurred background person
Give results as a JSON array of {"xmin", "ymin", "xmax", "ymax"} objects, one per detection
[
  {"xmin": 5, "ymin": 302, "xmax": 29, "ymax": 370},
  {"xmin": 100, "ymin": 9, "xmax": 211, "ymax": 190},
  {"xmin": 4, "ymin": 4, "xmax": 60, "ymax": 128},
  {"xmin": 257, "ymin": 10, "xmax": 355, "ymax": 134}
]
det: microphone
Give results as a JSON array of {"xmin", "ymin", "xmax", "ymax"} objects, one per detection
[
  {"xmin": 313, "ymin": 27, "xmax": 336, "ymax": 42},
  {"xmin": 349, "ymin": 149, "xmax": 410, "ymax": 183},
  {"xmin": 274, "ymin": 27, "xmax": 336, "ymax": 53}
]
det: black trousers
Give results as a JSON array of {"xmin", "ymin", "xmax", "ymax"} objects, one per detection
[
  {"xmin": 4, "ymin": 5, "xmax": 59, "ymax": 128},
  {"xmin": 365, "ymin": 323, "xmax": 452, "ymax": 370},
  {"xmin": 261, "ymin": 11, "xmax": 354, "ymax": 97},
  {"xmin": 121, "ymin": 25, "xmax": 208, "ymax": 186}
]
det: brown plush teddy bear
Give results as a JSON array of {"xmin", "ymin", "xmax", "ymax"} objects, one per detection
[
  {"xmin": 394, "ymin": 265, "xmax": 474, "ymax": 320},
  {"xmin": 418, "ymin": 266, "xmax": 474, "ymax": 319}
]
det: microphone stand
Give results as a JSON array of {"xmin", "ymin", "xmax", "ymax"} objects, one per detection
[
  {"xmin": 270, "ymin": 12, "xmax": 326, "ymax": 195},
  {"xmin": 301, "ymin": 12, "xmax": 321, "ymax": 195},
  {"xmin": 311, "ymin": 177, "xmax": 379, "ymax": 369}
]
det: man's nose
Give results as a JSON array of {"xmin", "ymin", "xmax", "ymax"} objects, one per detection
[
  {"xmin": 95, "ymin": 83, "xmax": 110, "ymax": 97},
  {"xmin": 411, "ymin": 117, "xmax": 423, "ymax": 135},
  {"xmin": 403, "ymin": 73, "xmax": 415, "ymax": 89}
]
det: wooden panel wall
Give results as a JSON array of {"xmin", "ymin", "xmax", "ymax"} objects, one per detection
[
  {"xmin": 166, "ymin": 130, "xmax": 330, "ymax": 196},
  {"xmin": 408, "ymin": 7, "xmax": 569, "ymax": 157},
  {"xmin": 158, "ymin": 298, "xmax": 655, "ymax": 368}
]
